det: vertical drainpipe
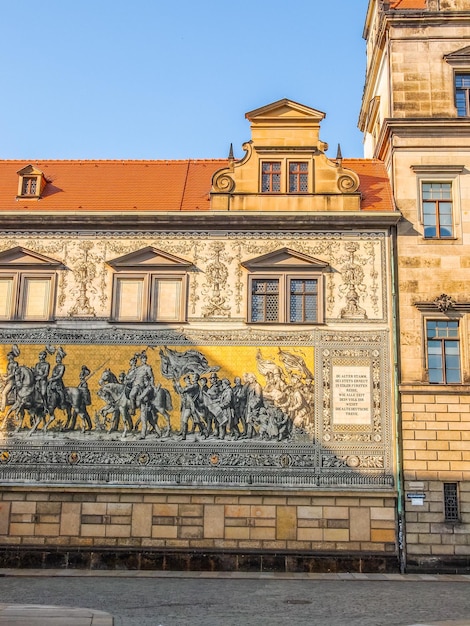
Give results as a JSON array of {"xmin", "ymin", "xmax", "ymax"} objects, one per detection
[{"xmin": 391, "ymin": 222, "xmax": 406, "ymax": 574}]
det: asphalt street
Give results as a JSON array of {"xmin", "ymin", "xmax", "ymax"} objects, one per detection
[{"xmin": 0, "ymin": 573, "xmax": 470, "ymax": 626}]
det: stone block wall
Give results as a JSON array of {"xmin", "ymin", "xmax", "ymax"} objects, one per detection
[
  {"xmin": 401, "ymin": 388, "xmax": 470, "ymax": 570},
  {"xmin": 0, "ymin": 487, "xmax": 398, "ymax": 571}
]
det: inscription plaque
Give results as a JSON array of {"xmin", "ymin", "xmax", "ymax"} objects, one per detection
[{"xmin": 332, "ymin": 366, "xmax": 371, "ymax": 425}]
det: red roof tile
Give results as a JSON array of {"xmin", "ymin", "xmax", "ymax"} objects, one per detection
[
  {"xmin": 344, "ymin": 159, "xmax": 395, "ymax": 212},
  {"xmin": 0, "ymin": 160, "xmax": 226, "ymax": 213},
  {"xmin": 389, "ymin": 0, "xmax": 427, "ymax": 9},
  {"xmin": 0, "ymin": 157, "xmax": 394, "ymax": 215}
]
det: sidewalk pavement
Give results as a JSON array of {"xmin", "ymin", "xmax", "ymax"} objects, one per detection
[
  {"xmin": 1, "ymin": 570, "xmax": 470, "ymax": 626},
  {"xmin": 0, "ymin": 603, "xmax": 113, "ymax": 625}
]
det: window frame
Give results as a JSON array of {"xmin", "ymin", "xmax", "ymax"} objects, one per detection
[
  {"xmin": 111, "ymin": 271, "xmax": 188, "ymax": 323},
  {"xmin": 455, "ymin": 73, "xmax": 470, "ymax": 117},
  {"xmin": 247, "ymin": 271, "xmax": 323, "ymax": 325},
  {"xmin": 411, "ymin": 165, "xmax": 464, "ymax": 242},
  {"xmin": 260, "ymin": 161, "xmax": 282, "ymax": 193},
  {"xmin": 425, "ymin": 318, "xmax": 461, "ymax": 385},
  {"xmin": 443, "ymin": 482, "xmax": 460, "ymax": 523},
  {"xmin": 288, "ymin": 161, "xmax": 309, "ymax": 194},
  {"xmin": 0, "ymin": 271, "xmax": 56, "ymax": 321},
  {"xmin": 260, "ymin": 160, "xmax": 311, "ymax": 194},
  {"xmin": 421, "ymin": 181, "xmax": 454, "ymax": 239}
]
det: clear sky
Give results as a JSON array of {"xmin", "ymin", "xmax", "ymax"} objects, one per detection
[{"xmin": 0, "ymin": 0, "xmax": 370, "ymax": 161}]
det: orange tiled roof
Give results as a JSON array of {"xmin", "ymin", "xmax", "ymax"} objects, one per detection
[
  {"xmin": 389, "ymin": 0, "xmax": 426, "ymax": 9},
  {"xmin": 0, "ymin": 157, "xmax": 394, "ymax": 214},
  {"xmin": 344, "ymin": 159, "xmax": 395, "ymax": 212},
  {"xmin": 0, "ymin": 160, "xmax": 226, "ymax": 213}
]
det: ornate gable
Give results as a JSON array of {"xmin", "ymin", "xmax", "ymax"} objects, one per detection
[
  {"xmin": 107, "ymin": 246, "xmax": 192, "ymax": 270},
  {"xmin": 211, "ymin": 99, "xmax": 361, "ymax": 212},
  {"xmin": 241, "ymin": 248, "xmax": 328, "ymax": 271},
  {"xmin": 0, "ymin": 247, "xmax": 64, "ymax": 269}
]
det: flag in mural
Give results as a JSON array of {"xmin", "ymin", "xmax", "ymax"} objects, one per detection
[{"xmin": 159, "ymin": 347, "xmax": 220, "ymax": 380}]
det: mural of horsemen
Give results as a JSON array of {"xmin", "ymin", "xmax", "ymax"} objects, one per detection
[{"xmin": 0, "ymin": 343, "xmax": 315, "ymax": 442}]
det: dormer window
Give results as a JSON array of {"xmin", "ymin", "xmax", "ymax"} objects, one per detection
[
  {"xmin": 21, "ymin": 177, "xmax": 38, "ymax": 196},
  {"xmin": 17, "ymin": 165, "xmax": 46, "ymax": 199}
]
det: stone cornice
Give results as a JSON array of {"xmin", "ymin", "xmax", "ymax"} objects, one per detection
[
  {"xmin": 0, "ymin": 211, "xmax": 402, "ymax": 232},
  {"xmin": 374, "ymin": 117, "xmax": 470, "ymax": 159}
]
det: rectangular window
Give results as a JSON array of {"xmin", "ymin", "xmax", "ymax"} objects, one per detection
[
  {"xmin": 21, "ymin": 176, "xmax": 38, "ymax": 196},
  {"xmin": 0, "ymin": 273, "xmax": 55, "ymax": 321},
  {"xmin": 251, "ymin": 278, "xmax": 279, "ymax": 322},
  {"xmin": 456, "ymin": 74, "xmax": 470, "ymax": 117},
  {"xmin": 289, "ymin": 278, "xmax": 318, "ymax": 322},
  {"xmin": 444, "ymin": 483, "xmax": 459, "ymax": 522},
  {"xmin": 152, "ymin": 278, "xmax": 182, "ymax": 321},
  {"xmin": 115, "ymin": 278, "xmax": 144, "ymax": 321},
  {"xmin": 426, "ymin": 320, "xmax": 461, "ymax": 384},
  {"xmin": 261, "ymin": 162, "xmax": 281, "ymax": 193},
  {"xmin": 21, "ymin": 277, "xmax": 52, "ymax": 320},
  {"xmin": 113, "ymin": 274, "xmax": 186, "ymax": 322},
  {"xmin": 249, "ymin": 275, "xmax": 321, "ymax": 324},
  {"xmin": 0, "ymin": 278, "xmax": 14, "ymax": 319},
  {"xmin": 289, "ymin": 162, "xmax": 308, "ymax": 193},
  {"xmin": 422, "ymin": 182, "xmax": 453, "ymax": 238}
]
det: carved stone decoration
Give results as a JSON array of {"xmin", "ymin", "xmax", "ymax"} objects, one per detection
[
  {"xmin": 68, "ymin": 242, "xmax": 97, "ymax": 317},
  {"xmin": 319, "ymin": 331, "xmax": 390, "ymax": 472},
  {"xmin": 212, "ymin": 172, "xmax": 235, "ymax": 192},
  {"xmin": 201, "ymin": 242, "xmax": 232, "ymax": 317},
  {"xmin": 0, "ymin": 231, "xmax": 388, "ymax": 321},
  {"xmin": 340, "ymin": 242, "xmax": 367, "ymax": 319},
  {"xmin": 337, "ymin": 175, "xmax": 358, "ymax": 193},
  {"xmin": 434, "ymin": 293, "xmax": 455, "ymax": 313}
]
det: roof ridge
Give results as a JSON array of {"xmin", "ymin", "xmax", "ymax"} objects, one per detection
[{"xmin": 0, "ymin": 158, "xmax": 229, "ymax": 164}]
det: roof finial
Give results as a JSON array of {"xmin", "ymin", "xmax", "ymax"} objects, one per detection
[{"xmin": 336, "ymin": 143, "xmax": 343, "ymax": 167}]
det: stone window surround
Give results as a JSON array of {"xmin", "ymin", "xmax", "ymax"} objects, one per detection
[
  {"xmin": 0, "ymin": 271, "xmax": 57, "ymax": 321},
  {"xmin": 260, "ymin": 159, "xmax": 312, "ymax": 194},
  {"xmin": 111, "ymin": 272, "xmax": 188, "ymax": 323},
  {"xmin": 411, "ymin": 164, "xmax": 464, "ymax": 242},
  {"xmin": 247, "ymin": 272, "xmax": 324, "ymax": 325}
]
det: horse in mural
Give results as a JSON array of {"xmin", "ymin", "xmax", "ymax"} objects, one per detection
[
  {"xmin": 1, "ymin": 366, "xmax": 47, "ymax": 434},
  {"xmin": 44, "ymin": 384, "xmax": 92, "ymax": 434},
  {"xmin": 97, "ymin": 381, "xmax": 134, "ymax": 438},
  {"xmin": 97, "ymin": 368, "xmax": 173, "ymax": 438}
]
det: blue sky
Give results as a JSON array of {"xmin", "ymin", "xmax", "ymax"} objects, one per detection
[{"xmin": 0, "ymin": 0, "xmax": 370, "ymax": 160}]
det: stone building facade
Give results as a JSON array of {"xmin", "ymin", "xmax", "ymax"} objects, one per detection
[
  {"xmin": 360, "ymin": 0, "xmax": 470, "ymax": 572},
  {"xmin": 0, "ymin": 100, "xmax": 401, "ymax": 571}
]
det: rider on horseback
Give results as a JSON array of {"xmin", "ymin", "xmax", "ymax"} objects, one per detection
[
  {"xmin": 33, "ymin": 350, "xmax": 50, "ymax": 409},
  {"xmin": 47, "ymin": 347, "xmax": 66, "ymax": 407}
]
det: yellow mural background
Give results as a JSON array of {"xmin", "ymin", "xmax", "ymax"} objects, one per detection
[{"xmin": 0, "ymin": 344, "xmax": 314, "ymax": 432}]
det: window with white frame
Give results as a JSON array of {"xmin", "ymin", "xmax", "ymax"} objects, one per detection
[
  {"xmin": 108, "ymin": 247, "xmax": 191, "ymax": 323},
  {"xmin": 0, "ymin": 247, "xmax": 61, "ymax": 321},
  {"xmin": 455, "ymin": 74, "xmax": 470, "ymax": 117},
  {"xmin": 411, "ymin": 165, "xmax": 464, "ymax": 241},
  {"xmin": 426, "ymin": 319, "xmax": 461, "ymax": 384},
  {"xmin": 0, "ymin": 273, "xmax": 55, "ymax": 321},
  {"xmin": 422, "ymin": 182, "xmax": 453, "ymax": 238},
  {"xmin": 113, "ymin": 273, "xmax": 186, "ymax": 322}
]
